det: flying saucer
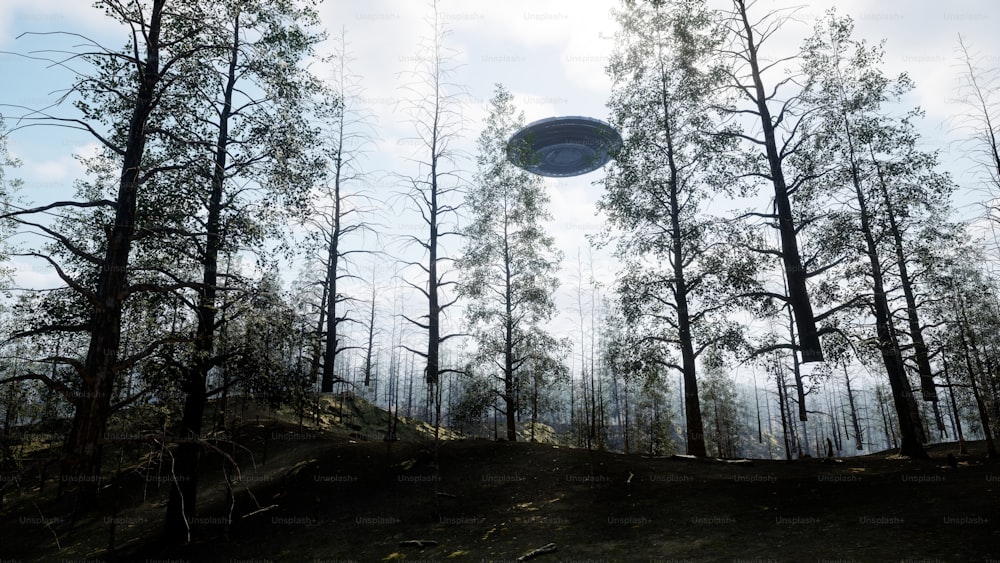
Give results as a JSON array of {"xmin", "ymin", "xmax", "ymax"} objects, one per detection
[{"xmin": 507, "ymin": 116, "xmax": 622, "ymax": 177}]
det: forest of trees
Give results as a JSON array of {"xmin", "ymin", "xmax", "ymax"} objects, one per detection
[{"xmin": 1, "ymin": 0, "xmax": 998, "ymax": 542}]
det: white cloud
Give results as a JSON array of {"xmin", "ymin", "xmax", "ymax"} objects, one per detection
[
  {"xmin": 9, "ymin": 141, "xmax": 100, "ymax": 203},
  {"xmin": 23, "ymin": 152, "xmax": 79, "ymax": 182},
  {"xmin": 9, "ymin": 256, "xmax": 63, "ymax": 290}
]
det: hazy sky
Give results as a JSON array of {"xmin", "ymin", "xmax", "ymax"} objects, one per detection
[{"xmin": 0, "ymin": 0, "xmax": 996, "ymax": 385}]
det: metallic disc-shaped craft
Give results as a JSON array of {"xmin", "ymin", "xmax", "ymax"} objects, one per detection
[{"xmin": 507, "ymin": 116, "xmax": 622, "ymax": 177}]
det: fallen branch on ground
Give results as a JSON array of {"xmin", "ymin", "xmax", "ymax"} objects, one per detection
[
  {"xmin": 518, "ymin": 542, "xmax": 557, "ymax": 561},
  {"xmin": 241, "ymin": 504, "xmax": 279, "ymax": 519},
  {"xmin": 400, "ymin": 539, "xmax": 439, "ymax": 547}
]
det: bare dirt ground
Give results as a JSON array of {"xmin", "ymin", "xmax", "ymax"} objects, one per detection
[{"xmin": 1, "ymin": 406, "xmax": 997, "ymax": 562}]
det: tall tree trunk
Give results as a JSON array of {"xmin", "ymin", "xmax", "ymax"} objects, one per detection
[
  {"xmin": 321, "ymin": 230, "xmax": 339, "ymax": 392},
  {"xmin": 165, "ymin": 11, "xmax": 239, "ymax": 541},
  {"xmin": 576, "ymin": 255, "xmax": 587, "ymax": 448},
  {"xmin": 622, "ymin": 378, "xmax": 630, "ymax": 453},
  {"xmin": 586, "ymin": 380, "xmax": 594, "ymax": 448},
  {"xmin": 63, "ymin": 0, "xmax": 166, "ymax": 511},
  {"xmin": 321, "ymin": 117, "xmax": 345, "ymax": 392},
  {"xmin": 753, "ymin": 373, "xmax": 763, "ymax": 444},
  {"xmin": 216, "ymin": 256, "xmax": 233, "ymax": 432},
  {"xmin": 735, "ymin": 0, "xmax": 822, "ymax": 363},
  {"xmin": 826, "ymin": 391, "xmax": 842, "ymax": 452},
  {"xmin": 956, "ymin": 306, "xmax": 997, "ymax": 458},
  {"xmin": 363, "ymin": 275, "xmax": 377, "ymax": 388},
  {"xmin": 569, "ymin": 362, "xmax": 575, "ymax": 443},
  {"xmin": 406, "ymin": 354, "xmax": 414, "ymax": 418},
  {"xmin": 504, "ymin": 211, "xmax": 517, "ymax": 442},
  {"xmin": 426, "ymin": 148, "xmax": 441, "ymax": 388},
  {"xmin": 869, "ymin": 147, "xmax": 936, "ymax": 401},
  {"xmin": 841, "ymin": 110, "xmax": 926, "ymax": 458},
  {"xmin": 787, "ymin": 305, "xmax": 808, "ymax": 422},
  {"xmin": 658, "ymin": 65, "xmax": 706, "ymax": 457},
  {"xmin": 530, "ymin": 367, "xmax": 539, "ymax": 443},
  {"xmin": 503, "ymin": 231, "xmax": 516, "ymax": 442},
  {"xmin": 798, "ymin": 419, "xmax": 810, "ymax": 457},
  {"xmin": 311, "ymin": 282, "xmax": 328, "ymax": 388}
]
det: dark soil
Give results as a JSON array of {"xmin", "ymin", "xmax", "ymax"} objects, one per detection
[{"xmin": 1, "ymin": 420, "xmax": 997, "ymax": 562}]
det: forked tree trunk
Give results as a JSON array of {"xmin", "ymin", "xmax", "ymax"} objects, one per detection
[
  {"xmin": 869, "ymin": 148, "xmax": 937, "ymax": 401},
  {"xmin": 956, "ymin": 309, "xmax": 997, "ymax": 458},
  {"xmin": 841, "ymin": 109, "xmax": 926, "ymax": 458}
]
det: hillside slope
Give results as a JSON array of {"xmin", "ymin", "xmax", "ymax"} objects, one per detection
[{"xmin": 1, "ymin": 397, "xmax": 997, "ymax": 561}]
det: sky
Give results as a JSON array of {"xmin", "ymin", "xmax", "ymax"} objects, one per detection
[{"xmin": 0, "ymin": 0, "xmax": 997, "ymax": 389}]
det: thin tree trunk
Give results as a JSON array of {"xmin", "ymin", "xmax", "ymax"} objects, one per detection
[
  {"xmin": 310, "ymin": 279, "xmax": 328, "ymax": 389},
  {"xmin": 876, "ymin": 386, "xmax": 897, "ymax": 450},
  {"xmin": 657, "ymin": 64, "xmax": 706, "ymax": 456},
  {"xmin": 843, "ymin": 362, "xmax": 863, "ymax": 450},
  {"xmin": 321, "ymin": 225, "xmax": 340, "ymax": 392},
  {"xmin": 406, "ymin": 354, "xmax": 414, "ymax": 418},
  {"xmin": 530, "ymin": 367, "xmax": 539, "ymax": 443},
  {"xmin": 320, "ymin": 46, "xmax": 353, "ymax": 393},
  {"xmin": 753, "ymin": 373, "xmax": 763, "ymax": 444},
  {"xmin": 165, "ymin": 14, "xmax": 240, "ymax": 540},
  {"xmin": 775, "ymin": 361, "xmax": 792, "ymax": 461},
  {"xmin": 622, "ymin": 382, "xmax": 632, "ymax": 453},
  {"xmin": 764, "ymin": 378, "xmax": 775, "ymax": 459},
  {"xmin": 503, "ymin": 209, "xmax": 517, "ymax": 442},
  {"xmin": 363, "ymin": 276, "xmax": 377, "ymax": 387},
  {"xmin": 426, "ymin": 121, "xmax": 441, "ymax": 389},
  {"xmin": 869, "ymin": 146, "xmax": 936, "ymax": 401},
  {"xmin": 827, "ymin": 391, "xmax": 841, "ymax": 452},
  {"xmin": 956, "ymin": 307, "xmax": 997, "ymax": 458}
]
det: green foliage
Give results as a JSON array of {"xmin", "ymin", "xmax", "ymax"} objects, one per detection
[
  {"xmin": 698, "ymin": 356, "xmax": 744, "ymax": 459},
  {"xmin": 602, "ymin": 0, "xmax": 749, "ymax": 381},
  {"xmin": 0, "ymin": 120, "xmax": 21, "ymax": 290},
  {"xmin": 799, "ymin": 9, "xmax": 960, "ymax": 379},
  {"xmin": 458, "ymin": 84, "xmax": 565, "ymax": 423},
  {"xmin": 226, "ymin": 273, "xmax": 307, "ymax": 410},
  {"xmin": 450, "ymin": 371, "xmax": 495, "ymax": 433},
  {"xmin": 633, "ymin": 371, "xmax": 676, "ymax": 456}
]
